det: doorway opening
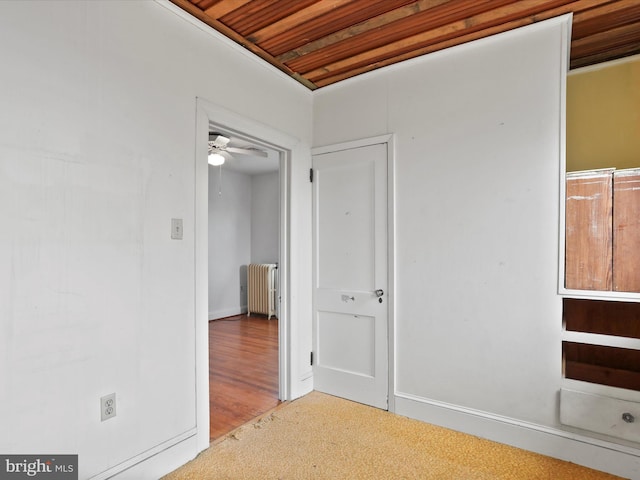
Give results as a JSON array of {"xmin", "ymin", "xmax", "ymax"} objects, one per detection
[
  {"xmin": 195, "ymin": 99, "xmax": 295, "ymax": 450},
  {"xmin": 207, "ymin": 128, "xmax": 282, "ymax": 440}
]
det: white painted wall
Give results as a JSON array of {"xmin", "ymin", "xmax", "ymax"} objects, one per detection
[
  {"xmin": 208, "ymin": 168, "xmax": 251, "ymax": 319},
  {"xmin": 251, "ymin": 172, "xmax": 280, "ymax": 265},
  {"xmin": 207, "ymin": 169, "xmax": 279, "ymax": 319},
  {"xmin": 313, "ymin": 16, "xmax": 639, "ymax": 479},
  {"xmin": 0, "ymin": 1, "xmax": 312, "ymax": 478}
]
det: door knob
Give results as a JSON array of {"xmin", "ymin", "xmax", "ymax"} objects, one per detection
[{"xmin": 375, "ymin": 289, "xmax": 384, "ymax": 297}]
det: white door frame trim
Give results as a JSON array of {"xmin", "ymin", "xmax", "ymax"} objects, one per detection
[
  {"xmin": 194, "ymin": 98, "xmax": 297, "ymax": 451},
  {"xmin": 311, "ymin": 133, "xmax": 396, "ymax": 413}
]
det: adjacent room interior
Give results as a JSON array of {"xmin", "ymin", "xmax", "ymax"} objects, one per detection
[{"xmin": 207, "ymin": 130, "xmax": 282, "ymax": 440}]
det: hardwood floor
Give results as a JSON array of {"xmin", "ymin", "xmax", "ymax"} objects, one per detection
[{"xmin": 209, "ymin": 314, "xmax": 280, "ymax": 441}]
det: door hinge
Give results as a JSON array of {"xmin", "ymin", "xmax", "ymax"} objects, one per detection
[
  {"xmin": 310, "ymin": 351, "xmax": 314, "ymax": 366},
  {"xmin": 309, "ymin": 168, "xmax": 314, "ymax": 183}
]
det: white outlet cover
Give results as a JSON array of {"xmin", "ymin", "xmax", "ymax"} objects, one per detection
[{"xmin": 101, "ymin": 393, "xmax": 116, "ymax": 421}]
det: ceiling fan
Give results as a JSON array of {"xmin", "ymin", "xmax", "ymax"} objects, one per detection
[{"xmin": 208, "ymin": 132, "xmax": 267, "ymax": 166}]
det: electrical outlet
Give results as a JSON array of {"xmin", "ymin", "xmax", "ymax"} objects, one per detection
[{"xmin": 100, "ymin": 393, "xmax": 116, "ymax": 421}]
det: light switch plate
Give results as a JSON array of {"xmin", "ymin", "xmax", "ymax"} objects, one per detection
[{"xmin": 171, "ymin": 218, "xmax": 183, "ymax": 240}]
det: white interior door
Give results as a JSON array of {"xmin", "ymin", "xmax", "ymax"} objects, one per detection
[{"xmin": 312, "ymin": 141, "xmax": 388, "ymax": 409}]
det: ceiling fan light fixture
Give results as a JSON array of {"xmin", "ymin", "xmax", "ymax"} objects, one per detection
[{"xmin": 208, "ymin": 152, "xmax": 225, "ymax": 166}]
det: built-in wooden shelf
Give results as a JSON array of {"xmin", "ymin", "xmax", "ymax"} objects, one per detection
[
  {"xmin": 563, "ymin": 341, "xmax": 640, "ymax": 391},
  {"xmin": 564, "ymin": 298, "xmax": 640, "ymax": 339},
  {"xmin": 563, "ymin": 299, "xmax": 640, "ymax": 392}
]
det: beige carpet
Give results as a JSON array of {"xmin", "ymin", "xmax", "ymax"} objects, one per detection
[{"xmin": 163, "ymin": 391, "xmax": 623, "ymax": 480}]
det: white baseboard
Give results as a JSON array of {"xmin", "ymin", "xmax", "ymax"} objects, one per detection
[
  {"xmin": 209, "ymin": 306, "xmax": 247, "ymax": 320},
  {"xmin": 90, "ymin": 429, "xmax": 198, "ymax": 480},
  {"xmin": 394, "ymin": 392, "xmax": 640, "ymax": 479}
]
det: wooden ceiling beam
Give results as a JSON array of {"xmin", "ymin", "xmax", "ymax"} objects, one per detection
[
  {"xmin": 573, "ymin": 1, "xmax": 640, "ymax": 40},
  {"xmin": 203, "ymin": 0, "xmax": 252, "ymax": 19},
  {"xmin": 276, "ymin": 0, "xmax": 450, "ymax": 64},
  {"xmin": 192, "ymin": 0, "xmax": 218, "ymax": 10},
  {"xmin": 571, "ymin": 21, "xmax": 640, "ymax": 57},
  {"xmin": 255, "ymin": 0, "xmax": 418, "ymax": 56},
  {"xmin": 248, "ymin": 0, "xmax": 359, "ymax": 44},
  {"xmin": 304, "ymin": 0, "xmax": 577, "ymax": 81},
  {"xmin": 224, "ymin": 0, "xmax": 320, "ymax": 37},
  {"xmin": 289, "ymin": 0, "xmax": 521, "ymax": 74},
  {"xmin": 573, "ymin": 0, "xmax": 639, "ymax": 23},
  {"xmin": 309, "ymin": 0, "xmax": 612, "ymax": 86},
  {"xmin": 571, "ymin": 44, "xmax": 640, "ymax": 69}
]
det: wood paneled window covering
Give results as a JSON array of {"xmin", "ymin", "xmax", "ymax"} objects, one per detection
[
  {"xmin": 565, "ymin": 169, "xmax": 613, "ymax": 291},
  {"xmin": 565, "ymin": 168, "xmax": 640, "ymax": 293},
  {"xmin": 613, "ymin": 169, "xmax": 640, "ymax": 292}
]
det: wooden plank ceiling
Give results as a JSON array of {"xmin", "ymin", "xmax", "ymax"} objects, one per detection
[{"xmin": 171, "ymin": 0, "xmax": 640, "ymax": 89}]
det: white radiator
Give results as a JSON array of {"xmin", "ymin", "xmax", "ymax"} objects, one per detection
[{"xmin": 247, "ymin": 263, "xmax": 277, "ymax": 319}]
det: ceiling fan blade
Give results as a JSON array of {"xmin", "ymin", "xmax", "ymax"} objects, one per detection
[
  {"xmin": 227, "ymin": 146, "xmax": 268, "ymax": 157},
  {"xmin": 220, "ymin": 151, "xmax": 234, "ymax": 161},
  {"xmin": 208, "ymin": 133, "xmax": 231, "ymax": 149}
]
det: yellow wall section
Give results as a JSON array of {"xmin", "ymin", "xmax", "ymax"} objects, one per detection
[{"xmin": 567, "ymin": 55, "xmax": 640, "ymax": 172}]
